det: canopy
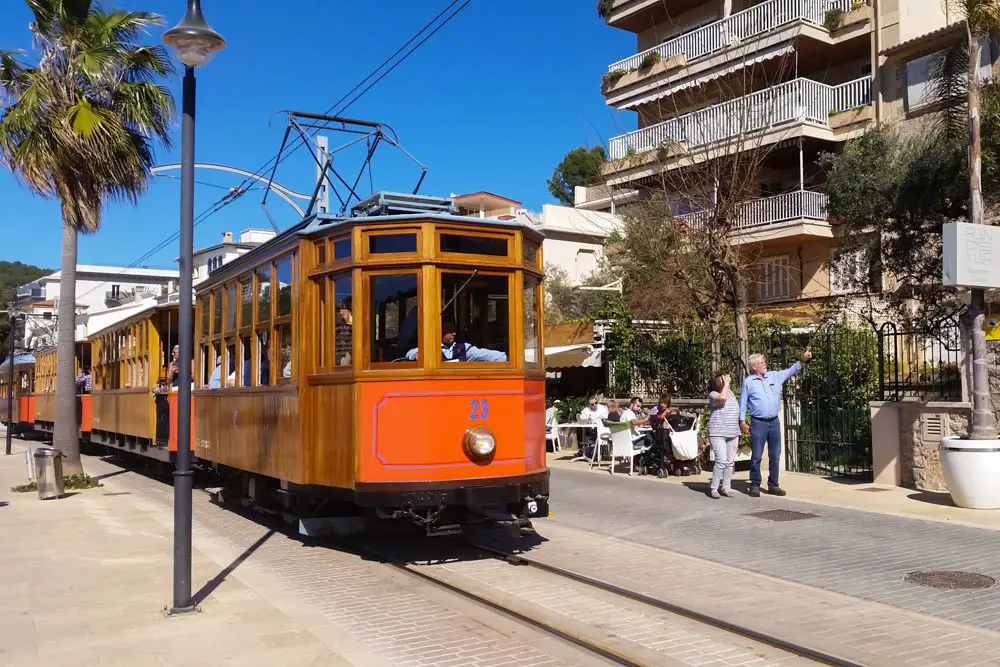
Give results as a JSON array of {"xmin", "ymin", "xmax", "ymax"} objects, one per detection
[
  {"xmin": 545, "ymin": 344, "xmax": 602, "ymax": 369},
  {"xmin": 0, "ymin": 353, "xmax": 36, "ymax": 373}
]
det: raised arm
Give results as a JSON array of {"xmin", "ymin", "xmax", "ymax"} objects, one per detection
[
  {"xmin": 774, "ymin": 361, "xmax": 802, "ymax": 386},
  {"xmin": 405, "ymin": 347, "xmax": 418, "ymax": 361},
  {"xmin": 463, "ymin": 344, "xmax": 508, "ymax": 362}
]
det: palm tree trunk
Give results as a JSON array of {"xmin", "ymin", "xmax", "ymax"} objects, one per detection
[
  {"xmin": 967, "ymin": 27, "xmax": 997, "ymax": 440},
  {"xmin": 734, "ymin": 276, "xmax": 750, "ymax": 375},
  {"xmin": 54, "ymin": 219, "xmax": 82, "ymax": 474}
]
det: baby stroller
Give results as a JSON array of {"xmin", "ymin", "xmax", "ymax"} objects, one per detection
[{"xmin": 638, "ymin": 411, "xmax": 702, "ymax": 477}]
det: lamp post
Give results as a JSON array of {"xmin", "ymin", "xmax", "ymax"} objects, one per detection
[{"xmin": 162, "ymin": 0, "xmax": 225, "ymax": 615}]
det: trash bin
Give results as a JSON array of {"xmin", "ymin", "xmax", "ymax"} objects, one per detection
[{"xmin": 33, "ymin": 447, "xmax": 64, "ymax": 500}]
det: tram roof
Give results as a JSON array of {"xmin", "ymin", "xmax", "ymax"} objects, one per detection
[
  {"xmin": 0, "ymin": 353, "xmax": 35, "ymax": 372},
  {"xmin": 201, "ymin": 191, "xmax": 544, "ymax": 285}
]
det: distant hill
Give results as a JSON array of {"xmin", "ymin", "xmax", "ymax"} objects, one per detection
[{"xmin": 0, "ymin": 261, "xmax": 52, "ymax": 361}]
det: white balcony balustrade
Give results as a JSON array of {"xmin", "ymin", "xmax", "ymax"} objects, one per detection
[
  {"xmin": 608, "ymin": 76, "xmax": 871, "ymax": 160},
  {"xmin": 608, "ymin": 0, "xmax": 858, "ymax": 74},
  {"xmin": 676, "ymin": 190, "xmax": 829, "ymax": 231}
]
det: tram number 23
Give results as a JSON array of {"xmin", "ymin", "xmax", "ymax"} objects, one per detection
[{"xmin": 469, "ymin": 399, "xmax": 489, "ymax": 420}]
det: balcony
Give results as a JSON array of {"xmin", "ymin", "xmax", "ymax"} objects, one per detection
[
  {"xmin": 678, "ymin": 190, "xmax": 834, "ymax": 243},
  {"xmin": 15, "ymin": 284, "xmax": 44, "ymax": 303},
  {"xmin": 607, "ymin": 0, "xmax": 858, "ymax": 75},
  {"xmin": 607, "ymin": 76, "xmax": 871, "ymax": 161}
]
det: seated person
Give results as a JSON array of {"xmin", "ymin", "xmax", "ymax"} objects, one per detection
[
  {"xmin": 605, "ymin": 399, "xmax": 621, "ymax": 422},
  {"xmin": 618, "ymin": 396, "xmax": 651, "ymax": 448},
  {"xmin": 405, "ymin": 321, "xmax": 507, "ymax": 362},
  {"xmin": 576, "ymin": 395, "xmax": 607, "ymax": 457},
  {"xmin": 208, "ymin": 356, "xmax": 222, "ymax": 389}
]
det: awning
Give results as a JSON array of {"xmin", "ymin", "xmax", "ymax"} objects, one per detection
[
  {"xmin": 621, "ymin": 43, "xmax": 795, "ymax": 110},
  {"xmin": 0, "ymin": 353, "xmax": 36, "ymax": 372},
  {"xmin": 545, "ymin": 344, "xmax": 603, "ymax": 369}
]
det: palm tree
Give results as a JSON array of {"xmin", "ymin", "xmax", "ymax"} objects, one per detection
[{"xmin": 0, "ymin": 0, "xmax": 175, "ymax": 474}]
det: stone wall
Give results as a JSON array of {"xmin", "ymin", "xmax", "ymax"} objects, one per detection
[{"xmin": 871, "ymin": 401, "xmax": 971, "ymax": 491}]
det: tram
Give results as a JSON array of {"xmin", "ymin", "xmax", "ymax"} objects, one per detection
[
  {"xmin": 0, "ymin": 353, "xmax": 35, "ymax": 435},
  {"xmin": 32, "ymin": 343, "xmax": 91, "ymax": 439},
  {"xmin": 36, "ymin": 191, "xmax": 548, "ymax": 535}
]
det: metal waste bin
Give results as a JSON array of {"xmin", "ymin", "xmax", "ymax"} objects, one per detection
[{"xmin": 34, "ymin": 447, "xmax": 64, "ymax": 500}]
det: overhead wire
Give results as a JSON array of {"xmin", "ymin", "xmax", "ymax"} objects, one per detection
[{"xmin": 75, "ymin": 0, "xmax": 473, "ymax": 300}]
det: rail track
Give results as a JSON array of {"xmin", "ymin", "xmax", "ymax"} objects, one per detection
[{"xmin": 353, "ymin": 532, "xmax": 865, "ymax": 667}]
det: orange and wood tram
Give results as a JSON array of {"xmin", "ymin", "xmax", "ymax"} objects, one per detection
[{"xmin": 3, "ymin": 192, "xmax": 549, "ymax": 535}]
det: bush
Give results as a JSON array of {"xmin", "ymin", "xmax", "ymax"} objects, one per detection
[
  {"xmin": 556, "ymin": 396, "xmax": 590, "ymax": 423},
  {"xmin": 639, "ymin": 51, "xmax": 661, "ymax": 70},
  {"xmin": 596, "ymin": 0, "xmax": 614, "ymax": 18},
  {"xmin": 824, "ymin": 8, "xmax": 843, "ymax": 30}
]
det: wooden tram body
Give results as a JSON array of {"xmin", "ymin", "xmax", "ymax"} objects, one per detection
[
  {"xmin": 32, "ymin": 342, "xmax": 91, "ymax": 438},
  {"xmin": 21, "ymin": 192, "xmax": 548, "ymax": 534},
  {"xmin": 0, "ymin": 354, "xmax": 36, "ymax": 434},
  {"xmin": 192, "ymin": 192, "xmax": 548, "ymax": 531}
]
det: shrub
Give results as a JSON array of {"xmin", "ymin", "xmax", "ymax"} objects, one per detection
[{"xmin": 824, "ymin": 8, "xmax": 843, "ymax": 30}]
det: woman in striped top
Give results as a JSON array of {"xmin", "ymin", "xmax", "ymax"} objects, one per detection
[{"xmin": 707, "ymin": 373, "xmax": 741, "ymax": 499}]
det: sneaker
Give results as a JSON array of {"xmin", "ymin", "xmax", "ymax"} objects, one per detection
[
  {"xmin": 719, "ymin": 488, "xmax": 732, "ymax": 497},
  {"xmin": 709, "ymin": 488, "xmax": 720, "ymax": 499},
  {"xmin": 768, "ymin": 486, "xmax": 787, "ymax": 497},
  {"xmin": 748, "ymin": 486, "xmax": 761, "ymax": 498}
]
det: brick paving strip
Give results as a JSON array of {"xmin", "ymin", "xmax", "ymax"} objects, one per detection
[{"xmin": 472, "ymin": 521, "xmax": 1000, "ymax": 667}]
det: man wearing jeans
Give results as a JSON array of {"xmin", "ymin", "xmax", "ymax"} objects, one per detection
[{"xmin": 738, "ymin": 347, "xmax": 811, "ymax": 497}]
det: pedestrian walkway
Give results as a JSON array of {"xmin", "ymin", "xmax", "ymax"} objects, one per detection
[
  {"xmin": 547, "ymin": 462, "xmax": 1000, "ymax": 633},
  {"xmin": 547, "ymin": 450, "xmax": 1000, "ymax": 530}
]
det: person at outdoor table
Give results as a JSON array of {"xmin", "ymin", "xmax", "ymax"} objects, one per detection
[
  {"xmin": 739, "ymin": 347, "xmax": 812, "ymax": 497},
  {"xmin": 618, "ymin": 396, "xmax": 651, "ymax": 448},
  {"xmin": 577, "ymin": 395, "xmax": 607, "ymax": 457},
  {"xmin": 405, "ymin": 321, "xmax": 507, "ymax": 362},
  {"xmin": 707, "ymin": 373, "xmax": 740, "ymax": 499},
  {"xmin": 605, "ymin": 399, "xmax": 621, "ymax": 422}
]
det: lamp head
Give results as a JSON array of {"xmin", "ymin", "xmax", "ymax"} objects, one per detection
[{"xmin": 163, "ymin": 0, "xmax": 225, "ymax": 68}]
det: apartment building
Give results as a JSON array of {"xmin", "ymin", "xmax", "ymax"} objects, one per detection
[{"xmin": 590, "ymin": 0, "xmax": 992, "ymax": 323}]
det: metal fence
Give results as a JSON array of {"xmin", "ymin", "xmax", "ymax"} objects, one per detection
[{"xmin": 877, "ymin": 322, "xmax": 963, "ymax": 401}]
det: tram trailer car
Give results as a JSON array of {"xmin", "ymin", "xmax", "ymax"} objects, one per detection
[
  {"xmin": 32, "ymin": 343, "xmax": 92, "ymax": 442},
  {"xmin": 86, "ymin": 192, "xmax": 549, "ymax": 535},
  {"xmin": 0, "ymin": 354, "xmax": 36, "ymax": 436}
]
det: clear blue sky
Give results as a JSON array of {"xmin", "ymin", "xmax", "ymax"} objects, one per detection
[{"xmin": 0, "ymin": 0, "xmax": 634, "ymax": 271}]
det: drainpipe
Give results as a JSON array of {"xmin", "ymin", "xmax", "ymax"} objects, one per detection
[
  {"xmin": 798, "ymin": 138, "xmax": 805, "ymax": 192},
  {"xmin": 872, "ymin": 0, "xmax": 882, "ymax": 123}
]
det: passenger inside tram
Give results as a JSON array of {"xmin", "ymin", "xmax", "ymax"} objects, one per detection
[{"xmin": 405, "ymin": 320, "xmax": 508, "ymax": 363}]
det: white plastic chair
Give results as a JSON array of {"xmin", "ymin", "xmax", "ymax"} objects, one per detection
[
  {"xmin": 545, "ymin": 408, "xmax": 561, "ymax": 452},
  {"xmin": 608, "ymin": 422, "xmax": 649, "ymax": 476},
  {"xmin": 589, "ymin": 422, "xmax": 612, "ymax": 470}
]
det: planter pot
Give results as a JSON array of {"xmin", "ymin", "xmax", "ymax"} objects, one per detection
[{"xmin": 940, "ymin": 436, "xmax": 1000, "ymax": 509}]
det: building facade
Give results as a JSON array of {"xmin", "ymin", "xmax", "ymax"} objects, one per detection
[{"xmin": 589, "ymin": 0, "xmax": 991, "ymax": 323}]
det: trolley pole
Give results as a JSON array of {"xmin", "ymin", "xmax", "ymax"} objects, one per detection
[
  {"xmin": 6, "ymin": 305, "xmax": 15, "ymax": 456},
  {"xmin": 162, "ymin": 0, "xmax": 225, "ymax": 615}
]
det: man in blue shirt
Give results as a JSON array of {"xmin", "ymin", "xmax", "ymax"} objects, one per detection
[
  {"xmin": 406, "ymin": 321, "xmax": 508, "ymax": 363},
  {"xmin": 738, "ymin": 347, "xmax": 811, "ymax": 497}
]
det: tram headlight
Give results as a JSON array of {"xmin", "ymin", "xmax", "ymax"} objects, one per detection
[{"xmin": 462, "ymin": 426, "xmax": 496, "ymax": 461}]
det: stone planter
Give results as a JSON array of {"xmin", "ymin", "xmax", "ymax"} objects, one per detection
[
  {"xmin": 829, "ymin": 105, "xmax": 874, "ymax": 130},
  {"xmin": 603, "ymin": 54, "xmax": 687, "ymax": 95},
  {"xmin": 940, "ymin": 436, "xmax": 1000, "ymax": 509}
]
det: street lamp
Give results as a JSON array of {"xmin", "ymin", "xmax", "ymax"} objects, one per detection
[{"xmin": 163, "ymin": 0, "xmax": 225, "ymax": 616}]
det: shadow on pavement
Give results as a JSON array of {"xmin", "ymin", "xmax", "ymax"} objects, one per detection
[
  {"xmin": 193, "ymin": 529, "xmax": 276, "ymax": 606},
  {"xmin": 907, "ymin": 489, "xmax": 957, "ymax": 507}
]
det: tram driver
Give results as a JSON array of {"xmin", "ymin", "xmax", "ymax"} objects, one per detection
[{"xmin": 405, "ymin": 320, "xmax": 507, "ymax": 363}]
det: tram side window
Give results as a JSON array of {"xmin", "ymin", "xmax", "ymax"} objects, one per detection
[
  {"xmin": 369, "ymin": 274, "xmax": 419, "ymax": 365},
  {"xmin": 240, "ymin": 334, "xmax": 251, "ymax": 386},
  {"xmin": 278, "ymin": 325, "xmax": 292, "ymax": 379},
  {"xmin": 523, "ymin": 275, "xmax": 540, "ymax": 366},
  {"xmin": 257, "ymin": 331, "xmax": 271, "ymax": 385},
  {"xmin": 240, "ymin": 277, "xmax": 253, "ymax": 330},
  {"xmin": 212, "ymin": 290, "xmax": 222, "ymax": 337},
  {"xmin": 225, "ymin": 341, "xmax": 237, "ymax": 387},
  {"xmin": 257, "ymin": 267, "xmax": 271, "ymax": 323},
  {"xmin": 226, "ymin": 284, "xmax": 237, "ymax": 333},
  {"xmin": 199, "ymin": 345, "xmax": 209, "ymax": 387},
  {"xmin": 276, "ymin": 257, "xmax": 292, "ymax": 318},
  {"xmin": 437, "ymin": 272, "xmax": 510, "ymax": 363},
  {"xmin": 334, "ymin": 275, "xmax": 353, "ymax": 368}
]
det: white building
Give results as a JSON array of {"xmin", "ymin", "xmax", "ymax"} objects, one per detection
[
  {"xmin": 16, "ymin": 265, "xmax": 178, "ymax": 350},
  {"xmin": 519, "ymin": 204, "xmax": 623, "ymax": 285},
  {"xmin": 190, "ymin": 229, "xmax": 276, "ymax": 285}
]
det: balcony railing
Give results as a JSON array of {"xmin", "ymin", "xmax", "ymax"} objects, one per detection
[
  {"xmin": 677, "ymin": 190, "xmax": 829, "ymax": 230},
  {"xmin": 608, "ymin": 76, "xmax": 871, "ymax": 160},
  {"xmin": 608, "ymin": 0, "xmax": 857, "ymax": 73}
]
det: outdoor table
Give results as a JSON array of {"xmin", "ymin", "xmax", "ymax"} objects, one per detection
[{"xmin": 557, "ymin": 422, "xmax": 600, "ymax": 463}]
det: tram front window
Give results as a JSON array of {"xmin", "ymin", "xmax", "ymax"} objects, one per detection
[
  {"xmin": 413, "ymin": 272, "xmax": 509, "ymax": 364},
  {"xmin": 369, "ymin": 274, "xmax": 419, "ymax": 364}
]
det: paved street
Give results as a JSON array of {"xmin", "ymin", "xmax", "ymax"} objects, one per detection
[{"xmin": 548, "ymin": 465, "xmax": 1000, "ymax": 632}]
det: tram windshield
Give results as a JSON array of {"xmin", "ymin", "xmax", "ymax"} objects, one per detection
[
  {"xmin": 370, "ymin": 274, "xmax": 420, "ymax": 364},
  {"xmin": 432, "ymin": 271, "xmax": 510, "ymax": 364}
]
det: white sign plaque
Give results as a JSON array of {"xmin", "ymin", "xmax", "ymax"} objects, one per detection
[{"xmin": 942, "ymin": 222, "xmax": 1000, "ymax": 288}]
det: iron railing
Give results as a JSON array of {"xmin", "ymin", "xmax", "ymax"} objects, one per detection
[
  {"xmin": 878, "ymin": 322, "xmax": 963, "ymax": 401},
  {"xmin": 608, "ymin": 77, "xmax": 872, "ymax": 159},
  {"xmin": 608, "ymin": 0, "xmax": 857, "ymax": 73}
]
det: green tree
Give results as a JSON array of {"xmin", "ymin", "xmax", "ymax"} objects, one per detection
[
  {"xmin": 0, "ymin": 0, "xmax": 175, "ymax": 474},
  {"xmin": 547, "ymin": 146, "xmax": 606, "ymax": 205}
]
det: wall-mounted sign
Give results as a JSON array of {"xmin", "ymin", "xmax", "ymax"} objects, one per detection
[
  {"xmin": 987, "ymin": 316, "xmax": 1000, "ymax": 342},
  {"xmin": 943, "ymin": 222, "xmax": 1000, "ymax": 289}
]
